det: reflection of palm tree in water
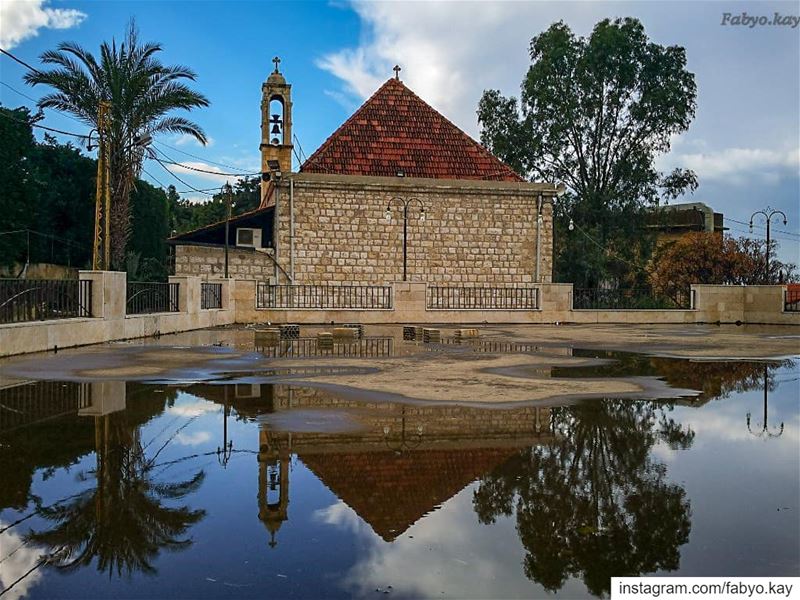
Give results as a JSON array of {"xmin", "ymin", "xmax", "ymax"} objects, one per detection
[
  {"xmin": 27, "ymin": 411, "xmax": 206, "ymax": 576},
  {"xmin": 473, "ymin": 399, "xmax": 693, "ymax": 597}
]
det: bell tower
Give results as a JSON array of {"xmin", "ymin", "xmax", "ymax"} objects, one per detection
[{"xmin": 260, "ymin": 56, "xmax": 293, "ymax": 198}]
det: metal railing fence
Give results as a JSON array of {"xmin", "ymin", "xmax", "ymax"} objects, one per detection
[
  {"xmin": 201, "ymin": 282, "xmax": 223, "ymax": 309},
  {"xmin": 0, "ymin": 278, "xmax": 91, "ymax": 324},
  {"xmin": 126, "ymin": 281, "xmax": 180, "ymax": 315},
  {"xmin": 572, "ymin": 288, "xmax": 692, "ymax": 310},
  {"xmin": 256, "ymin": 284, "xmax": 392, "ymax": 309},
  {"xmin": 785, "ymin": 289, "xmax": 800, "ymax": 312},
  {"xmin": 427, "ymin": 286, "xmax": 539, "ymax": 310}
]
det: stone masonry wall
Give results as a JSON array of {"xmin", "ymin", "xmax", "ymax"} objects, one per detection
[
  {"xmin": 273, "ymin": 174, "xmax": 554, "ymax": 286},
  {"xmin": 174, "ymin": 244, "xmax": 277, "ymax": 279}
]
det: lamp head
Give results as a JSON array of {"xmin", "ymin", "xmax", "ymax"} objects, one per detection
[
  {"xmin": 384, "ymin": 208, "xmax": 391, "ymax": 221},
  {"xmin": 134, "ymin": 132, "xmax": 152, "ymax": 148},
  {"xmin": 419, "ymin": 207, "xmax": 425, "ymax": 222},
  {"xmin": 568, "ymin": 218, "xmax": 574, "ymax": 231}
]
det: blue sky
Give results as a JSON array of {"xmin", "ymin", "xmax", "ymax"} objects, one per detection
[{"xmin": 1, "ymin": 0, "xmax": 798, "ymax": 261}]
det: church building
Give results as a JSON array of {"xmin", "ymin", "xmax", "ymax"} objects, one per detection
[{"xmin": 170, "ymin": 61, "xmax": 558, "ymax": 285}]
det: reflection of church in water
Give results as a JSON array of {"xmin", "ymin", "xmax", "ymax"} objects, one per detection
[
  {"xmin": 258, "ymin": 426, "xmax": 290, "ymax": 548},
  {"xmin": 190, "ymin": 382, "xmax": 554, "ymax": 546}
]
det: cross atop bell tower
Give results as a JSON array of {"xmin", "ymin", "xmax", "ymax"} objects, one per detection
[{"xmin": 260, "ymin": 56, "xmax": 293, "ymax": 199}]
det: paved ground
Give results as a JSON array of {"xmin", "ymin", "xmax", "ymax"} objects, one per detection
[{"xmin": 0, "ymin": 323, "xmax": 797, "ymax": 404}]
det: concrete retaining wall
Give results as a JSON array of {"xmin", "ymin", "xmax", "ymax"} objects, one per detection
[
  {"xmin": 1, "ymin": 275, "xmax": 797, "ymax": 357},
  {"xmin": 237, "ymin": 281, "xmax": 799, "ymax": 326},
  {"xmin": 0, "ymin": 272, "xmax": 235, "ymax": 357}
]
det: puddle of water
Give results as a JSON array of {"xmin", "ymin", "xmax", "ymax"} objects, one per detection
[{"xmin": 0, "ymin": 351, "xmax": 798, "ymax": 599}]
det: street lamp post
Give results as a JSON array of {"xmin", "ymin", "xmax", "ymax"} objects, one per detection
[
  {"xmin": 749, "ymin": 207, "xmax": 788, "ymax": 283},
  {"xmin": 383, "ymin": 406, "xmax": 423, "ymax": 454},
  {"xmin": 223, "ymin": 182, "xmax": 233, "ymax": 278},
  {"xmin": 385, "ymin": 196, "xmax": 425, "ymax": 281},
  {"xmin": 746, "ymin": 365, "xmax": 784, "ymax": 439}
]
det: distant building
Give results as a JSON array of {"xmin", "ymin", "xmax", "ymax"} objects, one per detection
[
  {"xmin": 169, "ymin": 62, "xmax": 558, "ymax": 285},
  {"xmin": 646, "ymin": 201, "xmax": 726, "ymax": 245}
]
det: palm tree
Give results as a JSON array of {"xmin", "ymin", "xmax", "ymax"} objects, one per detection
[
  {"xmin": 25, "ymin": 22, "xmax": 209, "ymax": 269},
  {"xmin": 27, "ymin": 412, "xmax": 206, "ymax": 577}
]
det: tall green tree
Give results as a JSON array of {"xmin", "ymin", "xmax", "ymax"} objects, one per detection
[
  {"xmin": 167, "ymin": 176, "xmax": 262, "ymax": 235},
  {"xmin": 129, "ymin": 180, "xmax": 171, "ymax": 280},
  {"xmin": 34, "ymin": 134, "xmax": 96, "ymax": 266},
  {"xmin": 0, "ymin": 107, "xmax": 95, "ymax": 269},
  {"xmin": 0, "ymin": 106, "xmax": 39, "ymax": 268},
  {"xmin": 25, "ymin": 22, "xmax": 209, "ymax": 269},
  {"xmin": 478, "ymin": 18, "xmax": 698, "ymax": 287},
  {"xmin": 473, "ymin": 399, "xmax": 694, "ymax": 595},
  {"xmin": 1, "ymin": 104, "xmax": 172, "ymax": 274}
]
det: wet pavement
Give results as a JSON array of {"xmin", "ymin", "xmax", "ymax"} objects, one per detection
[{"xmin": 0, "ymin": 325, "xmax": 798, "ymax": 598}]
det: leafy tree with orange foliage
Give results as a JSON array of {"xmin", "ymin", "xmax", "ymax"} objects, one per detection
[{"xmin": 649, "ymin": 232, "xmax": 796, "ymax": 304}]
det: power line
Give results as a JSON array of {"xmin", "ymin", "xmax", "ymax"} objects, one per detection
[
  {"xmin": 150, "ymin": 156, "xmax": 216, "ymax": 196},
  {"xmin": 140, "ymin": 166, "xmax": 170, "ymax": 190},
  {"xmin": 175, "ymin": 186, "xmax": 221, "ymax": 194},
  {"xmin": 724, "ymin": 216, "xmax": 799, "ymax": 239},
  {"xmin": 0, "ymin": 47, "xmax": 43, "ymax": 75},
  {"xmin": 152, "ymin": 146, "xmax": 260, "ymax": 177},
  {"xmin": 140, "ymin": 167, "xmax": 219, "ymax": 194},
  {"xmin": 153, "ymin": 140, "xmax": 253, "ymax": 173},
  {"xmin": 0, "ymin": 228, "xmax": 88, "ymax": 249},
  {"xmin": 568, "ymin": 219, "xmax": 651, "ymax": 274},
  {"xmin": 725, "ymin": 224, "xmax": 799, "ymax": 244},
  {"xmin": 0, "ymin": 80, "xmax": 39, "ymax": 103},
  {"xmin": 0, "ymin": 81, "xmax": 86, "ymax": 125},
  {"xmin": 0, "ymin": 109, "xmax": 89, "ymax": 140}
]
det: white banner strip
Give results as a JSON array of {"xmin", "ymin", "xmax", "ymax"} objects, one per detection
[{"xmin": 612, "ymin": 577, "xmax": 799, "ymax": 600}]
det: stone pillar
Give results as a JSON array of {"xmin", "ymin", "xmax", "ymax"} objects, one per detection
[
  {"xmin": 169, "ymin": 275, "xmax": 201, "ymax": 315},
  {"xmin": 79, "ymin": 270, "xmax": 126, "ymax": 319},
  {"xmin": 538, "ymin": 283, "xmax": 573, "ymax": 321},
  {"xmin": 692, "ymin": 285, "xmax": 745, "ymax": 323},
  {"xmin": 78, "ymin": 381, "xmax": 127, "ymax": 416},
  {"xmin": 219, "ymin": 278, "xmax": 233, "ymax": 310},
  {"xmin": 393, "ymin": 281, "xmax": 426, "ymax": 321}
]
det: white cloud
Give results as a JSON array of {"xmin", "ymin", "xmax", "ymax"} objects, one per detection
[
  {"xmin": 0, "ymin": 0, "xmax": 86, "ymax": 49},
  {"xmin": 0, "ymin": 523, "xmax": 45, "ymax": 600},
  {"xmin": 175, "ymin": 430, "xmax": 212, "ymax": 446},
  {"xmin": 316, "ymin": 1, "xmax": 602, "ymax": 137},
  {"xmin": 661, "ymin": 147, "xmax": 800, "ymax": 186},
  {"xmin": 172, "ymin": 133, "xmax": 214, "ymax": 148},
  {"xmin": 318, "ymin": 1, "xmax": 800, "ymax": 198},
  {"xmin": 320, "ymin": 487, "xmax": 588, "ymax": 599},
  {"xmin": 166, "ymin": 161, "xmax": 249, "ymax": 185},
  {"xmin": 167, "ymin": 400, "xmax": 221, "ymax": 417}
]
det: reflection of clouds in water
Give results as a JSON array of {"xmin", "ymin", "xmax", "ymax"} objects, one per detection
[
  {"xmin": 312, "ymin": 501, "xmax": 366, "ymax": 535},
  {"xmin": 0, "ymin": 523, "xmax": 44, "ymax": 600},
  {"xmin": 175, "ymin": 431, "xmax": 212, "ymax": 446},
  {"xmin": 167, "ymin": 401, "xmax": 221, "ymax": 418},
  {"xmin": 316, "ymin": 492, "xmax": 583, "ymax": 599},
  {"xmin": 655, "ymin": 377, "xmax": 800, "ymax": 464},
  {"xmin": 675, "ymin": 394, "xmax": 800, "ymax": 447}
]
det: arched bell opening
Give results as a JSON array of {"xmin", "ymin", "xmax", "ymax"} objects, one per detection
[{"xmin": 268, "ymin": 96, "xmax": 285, "ymax": 146}]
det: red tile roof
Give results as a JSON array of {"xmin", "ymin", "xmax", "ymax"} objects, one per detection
[
  {"xmin": 300, "ymin": 447, "xmax": 516, "ymax": 541},
  {"xmin": 301, "ymin": 78, "xmax": 523, "ymax": 182}
]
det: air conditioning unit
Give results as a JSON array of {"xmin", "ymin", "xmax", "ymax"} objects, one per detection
[
  {"xmin": 235, "ymin": 383, "xmax": 262, "ymax": 399},
  {"xmin": 236, "ymin": 228, "xmax": 262, "ymax": 248}
]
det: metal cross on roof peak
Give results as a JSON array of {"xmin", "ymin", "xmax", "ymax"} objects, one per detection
[
  {"xmin": 393, "ymin": 65, "xmax": 401, "ymax": 80},
  {"xmin": 272, "ymin": 56, "xmax": 281, "ymax": 73}
]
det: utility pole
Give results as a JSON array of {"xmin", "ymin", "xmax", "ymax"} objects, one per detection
[
  {"xmin": 224, "ymin": 182, "xmax": 233, "ymax": 278},
  {"xmin": 92, "ymin": 101, "xmax": 112, "ymax": 270}
]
